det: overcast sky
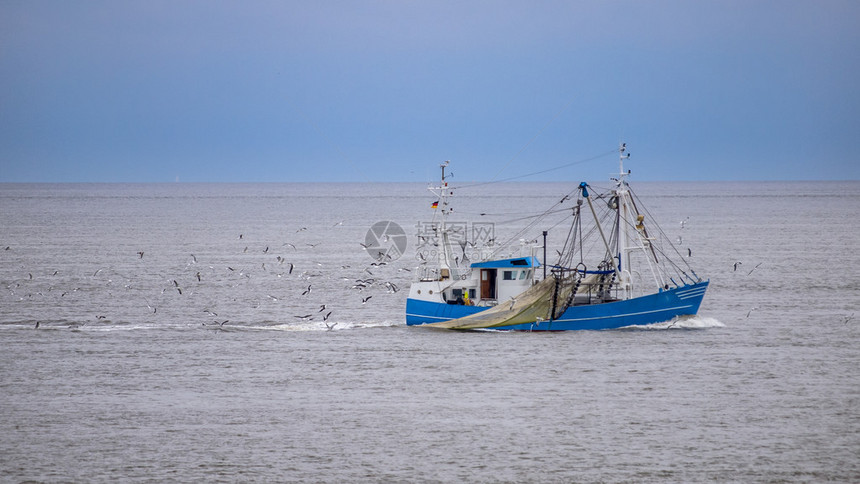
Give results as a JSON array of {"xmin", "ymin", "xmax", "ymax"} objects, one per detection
[{"xmin": 1, "ymin": 1, "xmax": 858, "ymax": 182}]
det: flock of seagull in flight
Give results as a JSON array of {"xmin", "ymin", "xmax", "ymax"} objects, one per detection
[{"xmin": 5, "ymin": 221, "xmax": 407, "ymax": 332}]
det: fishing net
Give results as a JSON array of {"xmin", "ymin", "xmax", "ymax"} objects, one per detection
[{"xmin": 426, "ymin": 273, "xmax": 604, "ymax": 330}]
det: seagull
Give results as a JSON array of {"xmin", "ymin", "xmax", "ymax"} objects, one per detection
[
  {"xmin": 324, "ymin": 320, "xmax": 337, "ymax": 331},
  {"xmin": 323, "ymin": 311, "xmax": 332, "ymax": 321},
  {"xmin": 296, "ymin": 227, "xmax": 307, "ymax": 233},
  {"xmin": 302, "ymin": 284, "xmax": 312, "ymax": 296},
  {"xmin": 288, "ymin": 263, "xmax": 294, "ymax": 274},
  {"xmin": 746, "ymin": 307, "xmax": 759, "ymax": 318},
  {"xmin": 361, "ymin": 295, "xmax": 372, "ymax": 304},
  {"xmin": 687, "ymin": 248, "xmax": 692, "ymax": 257},
  {"xmin": 137, "ymin": 251, "xmax": 144, "ymax": 259},
  {"xmin": 332, "ymin": 221, "xmax": 344, "ymax": 227},
  {"xmin": 509, "ymin": 297, "xmax": 517, "ymax": 310},
  {"xmin": 843, "ymin": 313, "xmax": 855, "ymax": 325},
  {"xmin": 283, "ymin": 243, "xmax": 297, "ymax": 250},
  {"xmin": 318, "ymin": 304, "xmax": 327, "ymax": 312},
  {"xmin": 680, "ymin": 217, "xmax": 690, "ymax": 229},
  {"xmin": 196, "ymin": 271, "xmax": 201, "ymax": 282},
  {"xmin": 733, "ymin": 261, "xmax": 743, "ymax": 271},
  {"xmin": 34, "ymin": 321, "xmax": 40, "ymax": 329},
  {"xmin": 190, "ymin": 254, "xmax": 197, "ymax": 264},
  {"xmin": 295, "ymin": 314, "xmax": 313, "ymax": 320}
]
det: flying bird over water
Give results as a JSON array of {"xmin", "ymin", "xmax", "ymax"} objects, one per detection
[
  {"xmin": 361, "ymin": 296, "xmax": 372, "ymax": 304},
  {"xmin": 302, "ymin": 284, "xmax": 312, "ymax": 296}
]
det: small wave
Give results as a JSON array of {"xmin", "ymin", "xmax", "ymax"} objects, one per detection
[
  {"xmin": 623, "ymin": 315, "xmax": 725, "ymax": 330},
  {"xmin": 2, "ymin": 319, "xmax": 404, "ymax": 332},
  {"xmin": 265, "ymin": 319, "xmax": 402, "ymax": 332}
]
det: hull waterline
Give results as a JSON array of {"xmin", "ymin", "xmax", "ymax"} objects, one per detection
[{"xmin": 407, "ymin": 281, "xmax": 708, "ymax": 331}]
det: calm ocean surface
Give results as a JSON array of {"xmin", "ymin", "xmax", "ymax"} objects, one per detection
[{"xmin": 1, "ymin": 181, "xmax": 858, "ymax": 483}]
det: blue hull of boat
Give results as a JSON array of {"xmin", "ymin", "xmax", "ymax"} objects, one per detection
[
  {"xmin": 406, "ymin": 298, "xmax": 488, "ymax": 325},
  {"xmin": 406, "ymin": 281, "xmax": 709, "ymax": 330}
]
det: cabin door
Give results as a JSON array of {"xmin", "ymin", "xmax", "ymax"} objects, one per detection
[{"xmin": 481, "ymin": 269, "xmax": 497, "ymax": 300}]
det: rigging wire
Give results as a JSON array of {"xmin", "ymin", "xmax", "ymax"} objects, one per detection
[
  {"xmin": 627, "ymin": 188, "xmax": 697, "ymax": 277},
  {"xmin": 488, "ymin": 185, "xmax": 581, "ymax": 258},
  {"xmin": 452, "ymin": 149, "xmax": 617, "ymax": 189}
]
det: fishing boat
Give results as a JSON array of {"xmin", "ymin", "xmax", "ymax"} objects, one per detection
[{"xmin": 405, "ymin": 144, "xmax": 708, "ymax": 330}]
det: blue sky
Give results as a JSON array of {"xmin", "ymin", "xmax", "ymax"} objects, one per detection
[{"xmin": 1, "ymin": 1, "xmax": 858, "ymax": 182}]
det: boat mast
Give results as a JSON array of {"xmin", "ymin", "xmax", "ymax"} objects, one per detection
[
  {"xmin": 615, "ymin": 143, "xmax": 633, "ymax": 299},
  {"xmin": 429, "ymin": 161, "xmax": 456, "ymax": 280}
]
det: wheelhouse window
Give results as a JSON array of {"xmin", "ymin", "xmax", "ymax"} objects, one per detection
[{"xmin": 503, "ymin": 270, "xmax": 515, "ymax": 280}]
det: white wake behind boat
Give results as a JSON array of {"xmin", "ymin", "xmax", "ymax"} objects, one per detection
[{"xmin": 405, "ymin": 144, "xmax": 708, "ymax": 330}]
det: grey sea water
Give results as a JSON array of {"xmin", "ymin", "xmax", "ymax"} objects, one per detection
[{"xmin": 1, "ymin": 181, "xmax": 858, "ymax": 483}]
